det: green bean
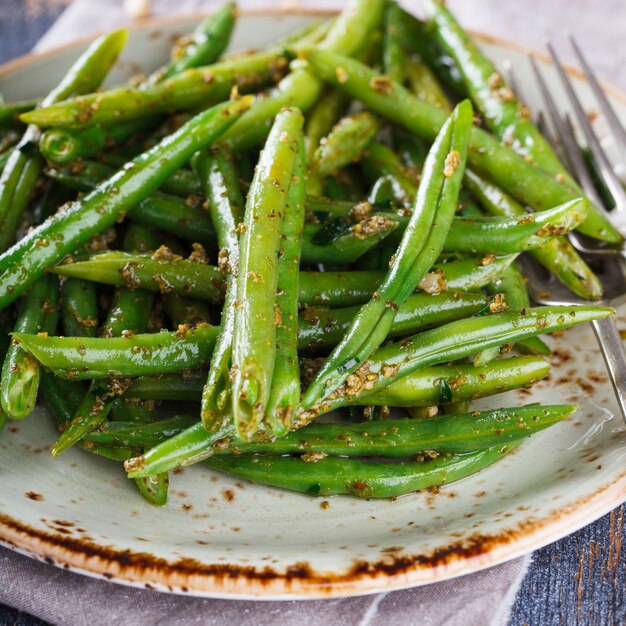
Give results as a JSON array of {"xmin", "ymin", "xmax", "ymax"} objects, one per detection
[
  {"xmin": 1, "ymin": 276, "xmax": 58, "ymax": 419},
  {"xmin": 362, "ymin": 142, "xmax": 418, "ymax": 203},
  {"xmin": 39, "ymin": 371, "xmax": 85, "ymax": 425},
  {"xmin": 8, "ymin": 290, "xmax": 476, "ymax": 381},
  {"xmin": 133, "ymin": 471, "xmax": 169, "ymax": 506},
  {"xmin": 90, "ymin": 403, "xmax": 570, "ymax": 456},
  {"xmin": 162, "ymin": 295, "xmax": 210, "ymax": 328},
  {"xmin": 60, "ymin": 278, "xmax": 98, "ymax": 338},
  {"xmin": 109, "ymin": 398, "xmax": 156, "ymax": 423},
  {"xmin": 0, "ymin": 97, "xmax": 251, "ymax": 310},
  {"xmin": 0, "ymin": 314, "xmax": 13, "ymax": 431},
  {"xmin": 231, "ymin": 108, "xmax": 304, "ymax": 440},
  {"xmin": 51, "ymin": 378, "xmax": 129, "ymax": 457},
  {"xmin": 313, "ymin": 112, "xmax": 381, "ymax": 179},
  {"xmin": 205, "ymin": 444, "xmax": 518, "ymax": 498},
  {"xmin": 86, "ymin": 415, "xmax": 198, "ymax": 448},
  {"xmin": 423, "ymin": 0, "xmax": 577, "ymax": 189},
  {"xmin": 222, "ymin": 0, "xmax": 386, "ymax": 152},
  {"xmin": 126, "ymin": 371, "xmax": 206, "ymax": 401},
  {"xmin": 465, "ymin": 169, "xmax": 603, "ymax": 299},
  {"xmin": 21, "ymin": 53, "xmax": 283, "ymax": 128},
  {"xmin": 0, "ymin": 30, "xmax": 129, "ymax": 253},
  {"xmin": 484, "ymin": 263, "xmax": 550, "ymax": 358},
  {"xmin": 383, "ymin": 2, "xmax": 407, "ymax": 84},
  {"xmin": 322, "ymin": 198, "xmax": 589, "ymax": 252},
  {"xmin": 360, "ymin": 356, "xmax": 551, "ymax": 407},
  {"xmin": 14, "ymin": 324, "xmax": 220, "ymax": 380},
  {"xmin": 299, "ymin": 47, "xmax": 622, "ymax": 243},
  {"xmin": 122, "ymin": 303, "xmax": 602, "ymax": 477},
  {"xmin": 406, "ymin": 57, "xmax": 453, "ymax": 111},
  {"xmin": 298, "ymin": 291, "xmax": 486, "ymax": 351},
  {"xmin": 0, "ymin": 158, "xmax": 41, "ymax": 253},
  {"xmin": 0, "ymin": 100, "xmax": 37, "ymax": 130},
  {"xmin": 306, "ymin": 305, "xmax": 612, "ymax": 417},
  {"xmin": 40, "ymin": 118, "xmax": 159, "ymax": 165},
  {"xmin": 132, "ymin": 194, "xmax": 217, "ymax": 245},
  {"xmin": 150, "ymin": 2, "xmax": 236, "ymax": 82},
  {"xmin": 266, "ymin": 134, "xmax": 306, "ymax": 436},
  {"xmin": 52, "ymin": 251, "xmax": 513, "ymax": 306},
  {"xmin": 304, "ymin": 90, "xmax": 349, "ymax": 163},
  {"xmin": 47, "ymin": 157, "xmax": 204, "ymax": 198},
  {"xmin": 443, "ymin": 198, "xmax": 589, "ymax": 254},
  {"xmin": 302, "ymin": 100, "xmax": 473, "ymax": 409},
  {"xmin": 50, "ymin": 251, "xmax": 224, "ymax": 303},
  {"xmin": 192, "ymin": 149, "xmax": 244, "ymax": 430},
  {"xmin": 301, "ymin": 215, "xmax": 398, "ymax": 264},
  {"xmin": 125, "ymin": 355, "xmax": 551, "ymax": 407}
]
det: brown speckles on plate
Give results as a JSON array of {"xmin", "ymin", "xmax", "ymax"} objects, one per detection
[{"xmin": 25, "ymin": 491, "xmax": 43, "ymax": 502}]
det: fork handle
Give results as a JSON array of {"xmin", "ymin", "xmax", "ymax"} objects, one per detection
[{"xmin": 591, "ymin": 316, "xmax": 626, "ymax": 426}]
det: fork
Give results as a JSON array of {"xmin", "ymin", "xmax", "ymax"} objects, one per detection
[
  {"xmin": 511, "ymin": 40, "xmax": 626, "ymax": 423},
  {"xmin": 527, "ymin": 38, "xmax": 626, "ymax": 256},
  {"xmin": 521, "ymin": 255, "xmax": 626, "ymax": 424}
]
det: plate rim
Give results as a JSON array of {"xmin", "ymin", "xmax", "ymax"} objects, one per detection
[{"xmin": 0, "ymin": 7, "xmax": 625, "ymax": 599}]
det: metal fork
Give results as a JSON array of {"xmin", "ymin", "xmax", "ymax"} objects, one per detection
[
  {"xmin": 510, "ymin": 41, "xmax": 626, "ymax": 423},
  {"xmin": 521, "ymin": 255, "xmax": 626, "ymax": 424},
  {"xmin": 528, "ymin": 38, "xmax": 626, "ymax": 255}
]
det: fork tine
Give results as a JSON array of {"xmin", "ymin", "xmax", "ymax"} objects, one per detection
[
  {"xmin": 529, "ymin": 54, "xmax": 605, "ymax": 209},
  {"xmin": 547, "ymin": 40, "xmax": 626, "ymax": 215},
  {"xmin": 562, "ymin": 113, "xmax": 607, "ymax": 208},
  {"xmin": 569, "ymin": 34, "xmax": 626, "ymax": 169}
]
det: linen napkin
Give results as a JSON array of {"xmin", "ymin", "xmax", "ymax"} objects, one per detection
[{"xmin": 2, "ymin": 1, "xmax": 533, "ymax": 624}]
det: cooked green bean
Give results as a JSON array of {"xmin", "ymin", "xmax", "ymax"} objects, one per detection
[
  {"xmin": 266, "ymin": 134, "xmax": 306, "ymax": 436},
  {"xmin": 40, "ymin": 118, "xmax": 159, "ymax": 165},
  {"xmin": 60, "ymin": 278, "xmax": 98, "ymax": 338},
  {"xmin": 304, "ymin": 90, "xmax": 349, "ymax": 163},
  {"xmin": 206, "ymin": 444, "xmax": 520, "ymax": 498},
  {"xmin": 307, "ymin": 305, "xmax": 612, "ymax": 417},
  {"xmin": 1, "ymin": 276, "xmax": 58, "ymax": 419},
  {"xmin": 298, "ymin": 291, "xmax": 487, "ymax": 351},
  {"xmin": 21, "ymin": 53, "xmax": 283, "ymax": 128},
  {"xmin": 302, "ymin": 100, "xmax": 473, "ymax": 409},
  {"xmin": 125, "ymin": 355, "xmax": 551, "ymax": 407},
  {"xmin": 151, "ymin": 2, "xmax": 236, "ymax": 82},
  {"xmin": 0, "ymin": 97, "xmax": 251, "ymax": 310},
  {"xmin": 424, "ymin": 0, "xmax": 578, "ymax": 188},
  {"xmin": 231, "ymin": 108, "xmax": 304, "ymax": 440},
  {"xmin": 0, "ymin": 30, "xmax": 129, "ymax": 253},
  {"xmin": 300, "ymin": 47, "xmax": 622, "ymax": 243},
  {"xmin": 301, "ymin": 216, "xmax": 398, "ymax": 264},
  {"xmin": 89, "ymin": 404, "xmax": 570, "ymax": 457},
  {"xmin": 313, "ymin": 112, "xmax": 381, "ymax": 179},
  {"xmin": 465, "ymin": 169, "xmax": 603, "ymax": 299},
  {"xmin": 192, "ymin": 149, "xmax": 244, "ymax": 430}
]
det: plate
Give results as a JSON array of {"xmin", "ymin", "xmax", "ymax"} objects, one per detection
[{"xmin": 0, "ymin": 9, "xmax": 625, "ymax": 599}]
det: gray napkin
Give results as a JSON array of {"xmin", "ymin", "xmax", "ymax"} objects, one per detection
[
  {"xmin": 1, "ymin": 1, "xmax": 538, "ymax": 624},
  {"xmin": 0, "ymin": 545, "xmax": 529, "ymax": 626}
]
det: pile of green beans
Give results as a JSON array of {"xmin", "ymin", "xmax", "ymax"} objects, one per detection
[{"xmin": 0, "ymin": 0, "xmax": 616, "ymax": 505}]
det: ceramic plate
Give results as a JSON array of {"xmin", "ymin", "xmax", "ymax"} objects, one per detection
[{"xmin": 0, "ymin": 9, "xmax": 625, "ymax": 599}]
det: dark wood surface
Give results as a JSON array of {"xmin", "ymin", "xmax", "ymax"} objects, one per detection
[{"xmin": 0, "ymin": 1, "xmax": 624, "ymax": 624}]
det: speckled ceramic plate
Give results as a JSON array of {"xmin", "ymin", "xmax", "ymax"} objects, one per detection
[{"xmin": 0, "ymin": 9, "xmax": 625, "ymax": 599}]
